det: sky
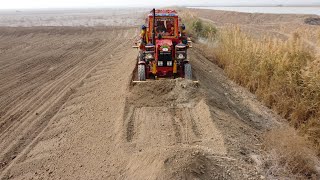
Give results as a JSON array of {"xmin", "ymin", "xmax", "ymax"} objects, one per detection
[{"xmin": 0, "ymin": 0, "xmax": 319, "ymax": 9}]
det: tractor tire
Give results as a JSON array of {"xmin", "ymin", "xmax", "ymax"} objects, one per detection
[
  {"xmin": 138, "ymin": 64, "xmax": 146, "ymax": 81},
  {"xmin": 184, "ymin": 63, "xmax": 192, "ymax": 80},
  {"xmin": 138, "ymin": 51, "xmax": 143, "ymax": 61}
]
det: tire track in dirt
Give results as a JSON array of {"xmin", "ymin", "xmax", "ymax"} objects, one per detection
[
  {"xmin": 0, "ymin": 33, "xmax": 74, "ymax": 71},
  {"xmin": 120, "ymin": 80, "xmax": 230, "ymax": 179},
  {"xmin": 0, "ymin": 49, "xmax": 95, "ymax": 134},
  {"xmin": 124, "ymin": 93, "xmax": 226, "ymax": 153},
  {"xmin": 0, "ymin": 37, "xmax": 93, "ymax": 116},
  {"xmin": 0, "ymin": 34, "xmax": 109, "ymax": 95},
  {"xmin": 0, "ymin": 25, "xmax": 283, "ymax": 179},
  {"xmin": 0, "ymin": 28, "xmax": 124, "ymax": 127},
  {"xmin": 0, "ymin": 27, "xmax": 134, "ymax": 175},
  {"xmin": 0, "ymin": 28, "xmax": 119, "ymax": 95},
  {"xmin": 0, "ymin": 41, "xmax": 103, "ymax": 137},
  {"xmin": 0, "ymin": 29, "xmax": 137, "ymax": 179}
]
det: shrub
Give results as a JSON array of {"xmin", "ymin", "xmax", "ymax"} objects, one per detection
[
  {"xmin": 262, "ymin": 127, "xmax": 319, "ymax": 179},
  {"xmin": 180, "ymin": 11, "xmax": 217, "ymax": 40},
  {"xmin": 192, "ymin": 19, "xmax": 203, "ymax": 34}
]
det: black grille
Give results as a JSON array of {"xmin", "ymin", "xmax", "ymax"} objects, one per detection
[{"xmin": 158, "ymin": 52, "xmax": 172, "ymax": 66}]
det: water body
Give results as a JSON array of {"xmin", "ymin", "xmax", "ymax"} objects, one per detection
[{"xmin": 188, "ymin": 7, "xmax": 320, "ymax": 16}]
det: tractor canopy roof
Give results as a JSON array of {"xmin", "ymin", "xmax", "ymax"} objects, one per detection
[{"xmin": 148, "ymin": 9, "xmax": 178, "ymax": 17}]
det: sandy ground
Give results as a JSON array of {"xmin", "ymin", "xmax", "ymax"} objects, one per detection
[
  {"xmin": 0, "ymin": 8, "xmax": 146, "ymax": 27},
  {"xmin": 0, "ymin": 9, "xmax": 287, "ymax": 179}
]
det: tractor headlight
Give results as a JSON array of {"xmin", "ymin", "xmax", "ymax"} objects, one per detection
[
  {"xmin": 158, "ymin": 61, "xmax": 163, "ymax": 66},
  {"xmin": 145, "ymin": 53, "xmax": 154, "ymax": 60},
  {"xmin": 144, "ymin": 51, "xmax": 154, "ymax": 60},
  {"xmin": 167, "ymin": 61, "xmax": 173, "ymax": 66},
  {"xmin": 178, "ymin": 53, "xmax": 185, "ymax": 59},
  {"xmin": 176, "ymin": 44, "xmax": 187, "ymax": 60}
]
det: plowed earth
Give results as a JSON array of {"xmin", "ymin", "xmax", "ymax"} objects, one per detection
[{"xmin": 0, "ymin": 26, "xmax": 281, "ymax": 179}]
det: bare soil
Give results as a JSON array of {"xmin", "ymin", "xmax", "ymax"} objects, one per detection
[
  {"xmin": 0, "ymin": 8, "xmax": 146, "ymax": 27},
  {"xmin": 0, "ymin": 10, "xmax": 286, "ymax": 180}
]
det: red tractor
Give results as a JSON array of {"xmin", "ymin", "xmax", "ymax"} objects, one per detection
[{"xmin": 134, "ymin": 9, "xmax": 193, "ymax": 81}]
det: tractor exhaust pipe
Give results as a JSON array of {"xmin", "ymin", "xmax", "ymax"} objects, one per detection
[{"xmin": 152, "ymin": 8, "xmax": 156, "ymax": 45}]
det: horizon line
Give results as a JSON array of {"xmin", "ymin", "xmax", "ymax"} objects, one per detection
[{"xmin": 0, "ymin": 4, "xmax": 320, "ymax": 10}]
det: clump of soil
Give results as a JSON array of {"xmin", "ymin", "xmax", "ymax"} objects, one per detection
[
  {"xmin": 304, "ymin": 17, "xmax": 320, "ymax": 25},
  {"xmin": 128, "ymin": 79, "xmax": 200, "ymax": 107},
  {"xmin": 163, "ymin": 150, "xmax": 230, "ymax": 180}
]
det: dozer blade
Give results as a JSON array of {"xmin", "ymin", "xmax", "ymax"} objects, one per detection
[
  {"xmin": 132, "ymin": 79, "xmax": 199, "ymax": 85},
  {"xmin": 132, "ymin": 80, "xmax": 152, "ymax": 84},
  {"xmin": 131, "ymin": 64, "xmax": 199, "ymax": 85}
]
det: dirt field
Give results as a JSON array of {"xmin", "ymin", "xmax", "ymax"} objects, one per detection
[
  {"xmin": 0, "ymin": 8, "xmax": 146, "ymax": 27},
  {"xmin": 0, "ymin": 9, "xmax": 286, "ymax": 179}
]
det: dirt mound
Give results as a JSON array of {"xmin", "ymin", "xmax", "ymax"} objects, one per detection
[
  {"xmin": 163, "ymin": 150, "xmax": 228, "ymax": 179},
  {"xmin": 128, "ymin": 79, "xmax": 200, "ymax": 107},
  {"xmin": 123, "ymin": 146, "xmax": 246, "ymax": 180},
  {"xmin": 119, "ymin": 79, "xmax": 243, "ymax": 179}
]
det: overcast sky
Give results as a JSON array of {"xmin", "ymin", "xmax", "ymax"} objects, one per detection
[{"xmin": 0, "ymin": 0, "xmax": 319, "ymax": 9}]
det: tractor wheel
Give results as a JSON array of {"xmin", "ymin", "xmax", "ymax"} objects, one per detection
[
  {"xmin": 138, "ymin": 51, "xmax": 143, "ymax": 61},
  {"xmin": 138, "ymin": 64, "xmax": 146, "ymax": 81},
  {"xmin": 184, "ymin": 63, "xmax": 192, "ymax": 80}
]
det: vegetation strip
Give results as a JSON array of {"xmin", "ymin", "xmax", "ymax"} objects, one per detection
[{"xmin": 180, "ymin": 10, "xmax": 320, "ymax": 178}]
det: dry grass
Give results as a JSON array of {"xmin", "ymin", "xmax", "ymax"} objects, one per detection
[
  {"xmin": 180, "ymin": 10, "xmax": 320, "ymax": 178},
  {"xmin": 318, "ymin": 30, "xmax": 320, "ymax": 47},
  {"xmin": 190, "ymin": 22, "xmax": 320, "ymax": 154},
  {"xmin": 212, "ymin": 27, "xmax": 320, "ymax": 154},
  {"xmin": 279, "ymin": 24, "xmax": 320, "ymax": 45},
  {"xmin": 262, "ymin": 127, "xmax": 319, "ymax": 179}
]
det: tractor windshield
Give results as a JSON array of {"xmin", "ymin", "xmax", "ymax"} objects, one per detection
[{"xmin": 155, "ymin": 17, "xmax": 175, "ymax": 37}]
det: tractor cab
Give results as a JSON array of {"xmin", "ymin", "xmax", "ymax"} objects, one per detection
[
  {"xmin": 134, "ymin": 9, "xmax": 193, "ymax": 81},
  {"xmin": 149, "ymin": 10, "xmax": 179, "ymax": 40}
]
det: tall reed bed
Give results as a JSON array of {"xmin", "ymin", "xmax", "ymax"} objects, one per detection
[
  {"xmin": 180, "ymin": 10, "xmax": 320, "ymax": 177},
  {"xmin": 215, "ymin": 27, "xmax": 320, "ymax": 153}
]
